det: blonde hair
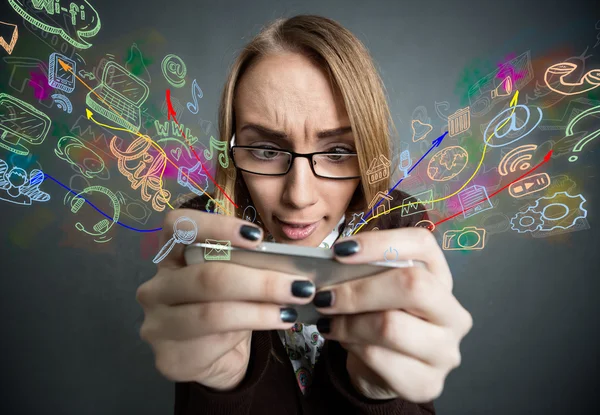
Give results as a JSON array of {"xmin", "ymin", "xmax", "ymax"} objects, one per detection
[{"xmin": 213, "ymin": 14, "xmax": 396, "ymax": 224}]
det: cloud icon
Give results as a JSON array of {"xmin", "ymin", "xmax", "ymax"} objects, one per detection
[{"xmin": 9, "ymin": 0, "xmax": 101, "ymax": 50}]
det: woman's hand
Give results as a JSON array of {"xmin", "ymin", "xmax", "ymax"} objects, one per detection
[
  {"xmin": 136, "ymin": 209, "xmax": 316, "ymax": 391},
  {"xmin": 313, "ymin": 227, "xmax": 473, "ymax": 403}
]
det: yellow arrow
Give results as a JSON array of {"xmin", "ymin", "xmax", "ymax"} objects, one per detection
[
  {"xmin": 85, "ymin": 108, "xmax": 227, "ymax": 213},
  {"xmin": 85, "ymin": 108, "xmax": 175, "ymax": 210},
  {"xmin": 59, "ymin": 58, "xmax": 229, "ymax": 214},
  {"xmin": 86, "ymin": 108, "xmax": 136, "ymax": 133},
  {"xmin": 352, "ymin": 90, "xmax": 521, "ymax": 235}
]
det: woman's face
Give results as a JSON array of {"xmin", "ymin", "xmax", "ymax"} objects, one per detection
[{"xmin": 234, "ymin": 52, "xmax": 360, "ymax": 247}]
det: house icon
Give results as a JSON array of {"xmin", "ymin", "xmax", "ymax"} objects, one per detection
[
  {"xmin": 368, "ymin": 191, "xmax": 393, "ymax": 217},
  {"xmin": 366, "ymin": 155, "xmax": 391, "ymax": 185}
]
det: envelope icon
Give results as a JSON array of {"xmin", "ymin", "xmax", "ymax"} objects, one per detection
[{"xmin": 204, "ymin": 239, "xmax": 231, "ymax": 261}]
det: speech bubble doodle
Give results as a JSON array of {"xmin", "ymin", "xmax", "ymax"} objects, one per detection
[
  {"xmin": 8, "ymin": 0, "xmax": 101, "ymax": 50},
  {"xmin": 55, "ymin": 135, "xmax": 106, "ymax": 179}
]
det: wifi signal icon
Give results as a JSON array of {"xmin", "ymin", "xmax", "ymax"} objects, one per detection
[
  {"xmin": 498, "ymin": 144, "xmax": 537, "ymax": 176},
  {"xmin": 51, "ymin": 94, "xmax": 73, "ymax": 114}
]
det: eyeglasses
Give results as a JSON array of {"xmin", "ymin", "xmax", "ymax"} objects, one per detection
[{"xmin": 230, "ymin": 145, "xmax": 361, "ymax": 179}]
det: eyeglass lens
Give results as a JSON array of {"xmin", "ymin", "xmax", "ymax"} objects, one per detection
[{"xmin": 232, "ymin": 148, "xmax": 360, "ymax": 178}]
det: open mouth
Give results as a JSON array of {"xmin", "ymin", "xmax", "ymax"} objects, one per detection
[{"xmin": 274, "ymin": 216, "xmax": 321, "ymax": 240}]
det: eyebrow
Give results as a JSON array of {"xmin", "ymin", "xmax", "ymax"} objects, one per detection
[{"xmin": 239, "ymin": 124, "xmax": 353, "ymax": 139}]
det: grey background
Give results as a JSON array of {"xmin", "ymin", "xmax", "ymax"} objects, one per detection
[{"xmin": 1, "ymin": 0, "xmax": 599, "ymax": 414}]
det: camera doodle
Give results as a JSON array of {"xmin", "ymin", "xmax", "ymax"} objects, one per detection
[{"xmin": 0, "ymin": 2, "xmax": 597, "ymax": 260}]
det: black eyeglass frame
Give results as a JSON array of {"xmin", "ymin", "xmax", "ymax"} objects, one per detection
[{"xmin": 229, "ymin": 145, "xmax": 362, "ymax": 180}]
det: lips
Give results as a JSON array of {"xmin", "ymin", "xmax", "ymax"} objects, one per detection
[{"xmin": 275, "ymin": 216, "xmax": 321, "ymax": 240}]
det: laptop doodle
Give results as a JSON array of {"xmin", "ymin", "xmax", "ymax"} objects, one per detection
[{"xmin": 85, "ymin": 61, "xmax": 149, "ymax": 132}]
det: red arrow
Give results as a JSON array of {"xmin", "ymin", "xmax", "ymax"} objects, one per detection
[
  {"xmin": 434, "ymin": 149, "xmax": 554, "ymax": 226},
  {"xmin": 166, "ymin": 89, "xmax": 239, "ymax": 208},
  {"xmin": 166, "ymin": 89, "xmax": 178, "ymax": 121}
]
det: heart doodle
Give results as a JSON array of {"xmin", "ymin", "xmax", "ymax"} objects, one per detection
[{"xmin": 170, "ymin": 147, "xmax": 182, "ymax": 161}]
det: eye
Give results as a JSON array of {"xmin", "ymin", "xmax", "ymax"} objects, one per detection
[
  {"xmin": 249, "ymin": 146, "xmax": 283, "ymax": 160},
  {"xmin": 324, "ymin": 146, "xmax": 355, "ymax": 161}
]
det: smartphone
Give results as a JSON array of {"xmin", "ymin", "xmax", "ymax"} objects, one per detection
[{"xmin": 184, "ymin": 241, "xmax": 426, "ymax": 325}]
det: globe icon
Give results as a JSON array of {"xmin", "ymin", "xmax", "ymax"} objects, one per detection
[{"xmin": 427, "ymin": 146, "xmax": 469, "ymax": 181}]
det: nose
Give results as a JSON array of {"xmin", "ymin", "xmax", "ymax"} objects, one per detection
[{"xmin": 281, "ymin": 156, "xmax": 318, "ymax": 209}]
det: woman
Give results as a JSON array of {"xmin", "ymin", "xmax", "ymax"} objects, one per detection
[{"xmin": 136, "ymin": 15, "xmax": 473, "ymax": 414}]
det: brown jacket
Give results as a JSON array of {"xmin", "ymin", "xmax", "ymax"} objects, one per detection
[{"xmin": 174, "ymin": 190, "xmax": 434, "ymax": 415}]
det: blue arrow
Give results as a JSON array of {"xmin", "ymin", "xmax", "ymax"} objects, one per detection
[{"xmin": 360, "ymin": 131, "xmax": 448, "ymax": 225}]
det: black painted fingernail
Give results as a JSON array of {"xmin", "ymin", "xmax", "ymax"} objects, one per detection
[
  {"xmin": 313, "ymin": 290, "xmax": 334, "ymax": 308},
  {"xmin": 240, "ymin": 225, "xmax": 261, "ymax": 241},
  {"xmin": 280, "ymin": 307, "xmax": 298, "ymax": 323},
  {"xmin": 317, "ymin": 318, "xmax": 331, "ymax": 334},
  {"xmin": 291, "ymin": 280, "xmax": 315, "ymax": 298},
  {"xmin": 333, "ymin": 240, "xmax": 360, "ymax": 256}
]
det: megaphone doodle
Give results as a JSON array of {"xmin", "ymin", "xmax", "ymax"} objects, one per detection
[{"xmin": 491, "ymin": 76, "xmax": 513, "ymax": 99}]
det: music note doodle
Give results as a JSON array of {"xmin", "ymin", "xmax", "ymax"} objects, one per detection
[{"xmin": 204, "ymin": 136, "xmax": 229, "ymax": 168}]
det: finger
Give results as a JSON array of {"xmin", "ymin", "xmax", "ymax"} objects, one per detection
[
  {"xmin": 333, "ymin": 227, "xmax": 451, "ymax": 284},
  {"xmin": 146, "ymin": 263, "xmax": 315, "ymax": 306},
  {"xmin": 344, "ymin": 343, "xmax": 445, "ymax": 403},
  {"xmin": 314, "ymin": 265, "xmax": 459, "ymax": 326},
  {"xmin": 318, "ymin": 310, "xmax": 458, "ymax": 368},
  {"xmin": 150, "ymin": 331, "xmax": 250, "ymax": 381},
  {"xmin": 158, "ymin": 209, "xmax": 264, "ymax": 268},
  {"xmin": 147, "ymin": 301, "xmax": 299, "ymax": 340},
  {"xmin": 344, "ymin": 352, "xmax": 400, "ymax": 400}
]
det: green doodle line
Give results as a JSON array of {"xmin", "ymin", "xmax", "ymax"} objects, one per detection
[
  {"xmin": 66, "ymin": 184, "xmax": 121, "ymax": 243},
  {"xmin": 9, "ymin": 0, "xmax": 101, "ymax": 50},
  {"xmin": 55, "ymin": 135, "xmax": 106, "ymax": 178},
  {"xmin": 0, "ymin": 93, "xmax": 51, "ymax": 156},
  {"xmin": 162, "ymin": 54, "xmax": 187, "ymax": 88}
]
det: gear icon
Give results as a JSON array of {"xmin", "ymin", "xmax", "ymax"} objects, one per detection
[
  {"xmin": 530, "ymin": 191, "xmax": 587, "ymax": 231},
  {"xmin": 510, "ymin": 208, "xmax": 544, "ymax": 233}
]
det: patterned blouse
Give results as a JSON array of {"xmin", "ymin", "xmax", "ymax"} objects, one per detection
[{"xmin": 266, "ymin": 215, "xmax": 355, "ymax": 395}]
